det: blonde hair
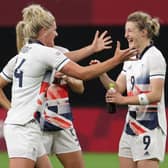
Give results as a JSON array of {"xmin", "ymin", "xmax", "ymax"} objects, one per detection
[
  {"xmin": 16, "ymin": 4, "xmax": 55, "ymax": 52},
  {"xmin": 16, "ymin": 21, "xmax": 26, "ymax": 52},
  {"xmin": 127, "ymin": 11, "xmax": 160, "ymax": 39}
]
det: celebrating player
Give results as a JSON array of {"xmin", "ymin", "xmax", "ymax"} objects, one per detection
[
  {"xmin": 0, "ymin": 3, "xmax": 137, "ymax": 168},
  {"xmin": 100, "ymin": 11, "xmax": 167, "ymax": 168}
]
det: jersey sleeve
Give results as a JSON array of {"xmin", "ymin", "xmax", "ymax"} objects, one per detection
[
  {"xmin": 121, "ymin": 61, "xmax": 131, "ymax": 75},
  {"xmin": 148, "ymin": 49, "xmax": 166, "ymax": 80},
  {"xmin": 0, "ymin": 56, "xmax": 17, "ymax": 82},
  {"xmin": 40, "ymin": 47, "xmax": 70, "ymax": 72}
]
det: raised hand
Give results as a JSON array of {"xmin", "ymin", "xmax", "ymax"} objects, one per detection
[
  {"xmin": 90, "ymin": 30, "xmax": 113, "ymax": 53},
  {"xmin": 113, "ymin": 41, "xmax": 138, "ymax": 63}
]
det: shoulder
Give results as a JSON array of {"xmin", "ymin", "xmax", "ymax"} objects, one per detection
[
  {"xmin": 147, "ymin": 46, "xmax": 166, "ymax": 64},
  {"xmin": 29, "ymin": 44, "xmax": 64, "ymax": 58},
  {"xmin": 148, "ymin": 46, "xmax": 164, "ymax": 58},
  {"xmin": 54, "ymin": 46, "xmax": 69, "ymax": 53},
  {"xmin": 122, "ymin": 61, "xmax": 133, "ymax": 71},
  {"xmin": 5, "ymin": 56, "xmax": 18, "ymax": 69}
]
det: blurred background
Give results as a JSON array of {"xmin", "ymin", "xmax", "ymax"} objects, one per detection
[{"xmin": 0, "ymin": 0, "xmax": 168, "ymax": 158}]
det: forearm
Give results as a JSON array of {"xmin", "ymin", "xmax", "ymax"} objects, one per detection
[
  {"xmin": 64, "ymin": 45, "xmax": 94, "ymax": 62},
  {"xmin": 0, "ymin": 89, "xmax": 11, "ymax": 110},
  {"xmin": 123, "ymin": 79, "xmax": 164, "ymax": 105},
  {"xmin": 64, "ymin": 76, "xmax": 84, "ymax": 94},
  {"xmin": 121, "ymin": 95, "xmax": 139, "ymax": 105},
  {"xmin": 99, "ymin": 73, "xmax": 114, "ymax": 90},
  {"xmin": 62, "ymin": 42, "xmax": 137, "ymax": 80},
  {"xmin": 121, "ymin": 92, "xmax": 161, "ymax": 106},
  {"xmin": 62, "ymin": 57, "xmax": 120, "ymax": 81}
]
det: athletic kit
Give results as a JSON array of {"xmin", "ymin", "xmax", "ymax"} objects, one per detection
[
  {"xmin": 35, "ymin": 46, "xmax": 73, "ymax": 131},
  {"xmin": 0, "ymin": 41, "xmax": 70, "ymax": 160},
  {"xmin": 35, "ymin": 46, "xmax": 81, "ymax": 154},
  {"xmin": 119, "ymin": 45, "xmax": 167, "ymax": 161}
]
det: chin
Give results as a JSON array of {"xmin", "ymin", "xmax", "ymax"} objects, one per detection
[{"xmin": 129, "ymin": 44, "xmax": 135, "ymax": 49}]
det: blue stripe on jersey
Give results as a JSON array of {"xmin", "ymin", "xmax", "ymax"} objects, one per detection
[
  {"xmin": 1, "ymin": 71, "xmax": 12, "ymax": 81},
  {"xmin": 41, "ymin": 113, "xmax": 73, "ymax": 132},
  {"xmin": 43, "ymin": 113, "xmax": 73, "ymax": 131},
  {"xmin": 55, "ymin": 58, "xmax": 69, "ymax": 71},
  {"xmin": 136, "ymin": 76, "xmax": 149, "ymax": 84},
  {"xmin": 125, "ymin": 123, "xmax": 136, "ymax": 135},
  {"xmin": 150, "ymin": 74, "xmax": 165, "ymax": 77},
  {"xmin": 62, "ymin": 112, "xmax": 73, "ymax": 121},
  {"xmin": 35, "ymin": 111, "xmax": 73, "ymax": 131},
  {"xmin": 126, "ymin": 112, "xmax": 159, "ymax": 135},
  {"xmin": 48, "ymin": 106, "xmax": 58, "ymax": 113},
  {"xmin": 42, "ymin": 120, "xmax": 63, "ymax": 131},
  {"xmin": 129, "ymin": 111, "xmax": 136, "ymax": 119}
]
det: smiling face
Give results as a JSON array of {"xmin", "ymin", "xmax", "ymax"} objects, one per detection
[
  {"xmin": 125, "ymin": 21, "xmax": 143, "ymax": 50},
  {"xmin": 124, "ymin": 21, "xmax": 151, "ymax": 54}
]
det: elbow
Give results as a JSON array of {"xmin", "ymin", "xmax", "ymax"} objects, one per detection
[
  {"xmin": 76, "ymin": 70, "xmax": 92, "ymax": 81},
  {"xmin": 149, "ymin": 93, "xmax": 162, "ymax": 104},
  {"xmin": 155, "ymin": 94, "xmax": 162, "ymax": 103}
]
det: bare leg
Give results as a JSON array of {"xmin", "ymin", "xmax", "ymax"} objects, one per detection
[
  {"xmin": 119, "ymin": 157, "xmax": 137, "ymax": 168},
  {"xmin": 137, "ymin": 159, "xmax": 159, "ymax": 168},
  {"xmin": 36, "ymin": 154, "xmax": 53, "ymax": 168},
  {"xmin": 56, "ymin": 151, "xmax": 85, "ymax": 168},
  {"xmin": 9, "ymin": 158, "xmax": 35, "ymax": 168}
]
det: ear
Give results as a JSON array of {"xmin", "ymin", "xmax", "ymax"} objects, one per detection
[
  {"xmin": 141, "ymin": 29, "xmax": 148, "ymax": 37},
  {"xmin": 37, "ymin": 28, "xmax": 49, "ymax": 42},
  {"xmin": 38, "ymin": 27, "xmax": 46, "ymax": 36}
]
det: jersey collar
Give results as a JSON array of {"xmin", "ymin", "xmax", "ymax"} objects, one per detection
[
  {"xmin": 139, "ymin": 44, "xmax": 153, "ymax": 59},
  {"xmin": 28, "ymin": 39, "xmax": 44, "ymax": 46}
]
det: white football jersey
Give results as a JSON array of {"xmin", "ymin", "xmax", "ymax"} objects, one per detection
[
  {"xmin": 121, "ymin": 45, "xmax": 167, "ymax": 135},
  {"xmin": 54, "ymin": 45, "xmax": 69, "ymax": 53},
  {"xmin": 0, "ymin": 42, "xmax": 70, "ymax": 125}
]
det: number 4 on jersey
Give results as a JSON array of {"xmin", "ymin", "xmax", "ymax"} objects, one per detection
[{"xmin": 14, "ymin": 59, "xmax": 26, "ymax": 87}]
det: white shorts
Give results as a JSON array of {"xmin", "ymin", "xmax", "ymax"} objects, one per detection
[
  {"xmin": 119, "ymin": 127, "xmax": 166, "ymax": 162},
  {"xmin": 3, "ymin": 120, "xmax": 46, "ymax": 161},
  {"xmin": 42, "ymin": 127, "xmax": 81, "ymax": 154}
]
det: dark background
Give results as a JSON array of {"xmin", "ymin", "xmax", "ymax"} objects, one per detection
[
  {"xmin": 0, "ymin": 26, "xmax": 167, "ymax": 107},
  {"xmin": 0, "ymin": 0, "xmax": 167, "ymax": 107}
]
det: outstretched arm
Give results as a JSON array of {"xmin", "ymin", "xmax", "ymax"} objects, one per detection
[
  {"xmin": 61, "ymin": 41, "xmax": 137, "ymax": 80},
  {"xmin": 65, "ymin": 30, "xmax": 112, "ymax": 62}
]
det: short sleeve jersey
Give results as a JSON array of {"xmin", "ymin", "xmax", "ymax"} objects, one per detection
[
  {"xmin": 0, "ymin": 42, "xmax": 70, "ymax": 125},
  {"xmin": 121, "ymin": 45, "xmax": 167, "ymax": 135}
]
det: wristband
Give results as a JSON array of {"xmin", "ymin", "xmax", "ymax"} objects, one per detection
[{"xmin": 138, "ymin": 93, "xmax": 149, "ymax": 105}]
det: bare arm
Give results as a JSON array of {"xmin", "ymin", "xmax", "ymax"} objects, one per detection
[
  {"xmin": 106, "ymin": 78, "xmax": 164, "ymax": 105},
  {"xmin": 65, "ymin": 30, "xmax": 112, "ymax": 62},
  {"xmin": 63, "ymin": 76, "xmax": 84, "ymax": 94},
  {"xmin": 0, "ymin": 76, "xmax": 11, "ymax": 110},
  {"xmin": 123, "ymin": 78, "xmax": 164, "ymax": 105},
  {"xmin": 99, "ymin": 72, "xmax": 126, "ymax": 93},
  {"xmin": 89, "ymin": 59, "xmax": 113, "ymax": 90},
  {"xmin": 61, "ymin": 41, "xmax": 137, "ymax": 80}
]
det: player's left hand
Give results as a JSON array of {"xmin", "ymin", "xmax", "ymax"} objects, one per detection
[{"xmin": 90, "ymin": 30, "xmax": 113, "ymax": 53}]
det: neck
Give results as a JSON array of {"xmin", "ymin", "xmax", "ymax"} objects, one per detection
[{"xmin": 138, "ymin": 40, "xmax": 151, "ymax": 54}]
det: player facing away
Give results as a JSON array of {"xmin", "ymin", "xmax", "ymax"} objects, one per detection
[
  {"xmin": 101, "ymin": 11, "xmax": 167, "ymax": 168},
  {"xmin": 18, "ymin": 4, "xmax": 115, "ymax": 168},
  {"xmin": 0, "ymin": 3, "xmax": 137, "ymax": 168}
]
